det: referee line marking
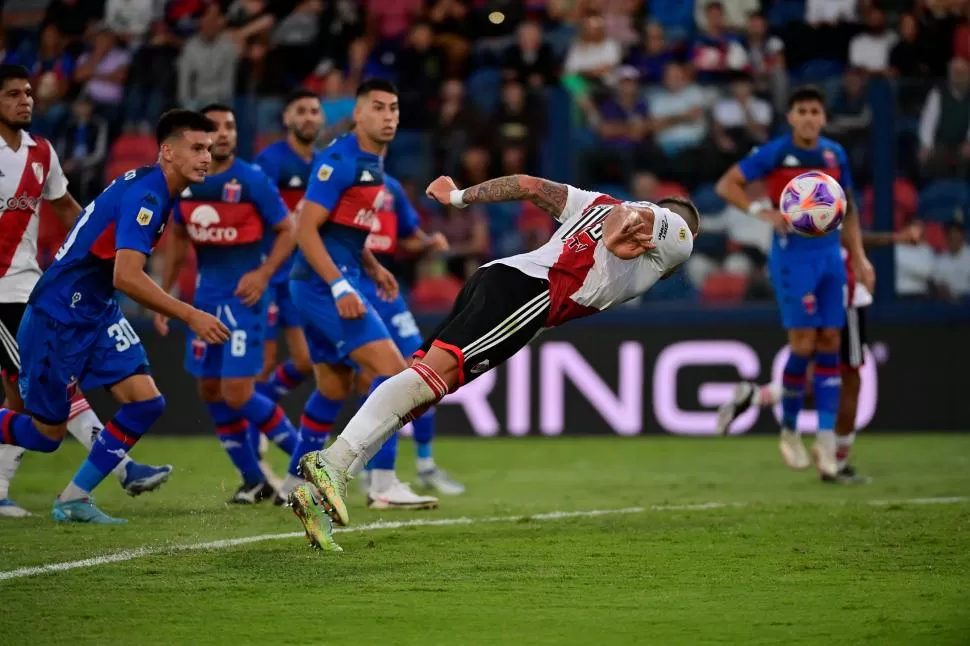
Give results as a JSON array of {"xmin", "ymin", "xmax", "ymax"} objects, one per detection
[{"xmin": 0, "ymin": 496, "xmax": 964, "ymax": 582}]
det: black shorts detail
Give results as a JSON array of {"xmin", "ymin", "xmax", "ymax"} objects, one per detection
[
  {"xmin": 0, "ymin": 302, "xmax": 26, "ymax": 378},
  {"xmin": 841, "ymin": 306, "xmax": 868, "ymax": 369},
  {"xmin": 418, "ymin": 264, "xmax": 550, "ymax": 385}
]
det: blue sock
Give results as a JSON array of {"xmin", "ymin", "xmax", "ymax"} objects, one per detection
[
  {"xmin": 781, "ymin": 352, "xmax": 810, "ymax": 430},
  {"xmin": 254, "ymin": 381, "xmax": 278, "ymax": 401},
  {"xmin": 412, "ymin": 409, "xmax": 435, "ymax": 460},
  {"xmin": 207, "ymin": 402, "xmax": 263, "ymax": 485},
  {"xmin": 0, "ymin": 409, "xmax": 61, "ymax": 452},
  {"xmin": 287, "ymin": 391, "xmax": 343, "ymax": 476},
  {"xmin": 813, "ymin": 351, "xmax": 841, "ymax": 433},
  {"xmin": 70, "ymin": 397, "xmax": 165, "ymax": 494},
  {"xmin": 236, "ymin": 392, "xmax": 298, "ymax": 455},
  {"xmin": 262, "ymin": 360, "xmax": 308, "ymax": 403}
]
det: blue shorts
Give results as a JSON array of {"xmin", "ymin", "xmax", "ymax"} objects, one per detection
[
  {"xmin": 290, "ymin": 277, "xmax": 391, "ymax": 366},
  {"xmin": 769, "ymin": 248, "xmax": 846, "ymax": 330},
  {"xmin": 267, "ymin": 281, "xmax": 302, "ymax": 335},
  {"xmin": 186, "ymin": 297, "xmax": 266, "ymax": 379},
  {"xmin": 357, "ymin": 276, "xmax": 423, "ymax": 357},
  {"xmin": 18, "ymin": 305, "xmax": 150, "ymax": 424}
]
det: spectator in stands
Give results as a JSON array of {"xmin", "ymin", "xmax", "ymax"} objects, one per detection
[
  {"xmin": 934, "ymin": 221, "xmax": 970, "ymax": 300},
  {"xmin": 178, "ymin": 3, "xmax": 238, "ymax": 109},
  {"xmin": 695, "ymin": 0, "xmax": 760, "ymax": 33},
  {"xmin": 805, "ymin": 0, "xmax": 857, "ymax": 25},
  {"xmin": 434, "ymin": 205, "xmax": 490, "ymax": 281},
  {"xmin": 125, "ymin": 20, "xmax": 178, "ymax": 132},
  {"xmin": 225, "ymin": 0, "xmax": 279, "ymax": 46},
  {"xmin": 432, "ymin": 79, "xmax": 489, "ymax": 176},
  {"xmin": 264, "ymin": 1, "xmax": 323, "ymax": 94},
  {"xmin": 312, "ymin": 0, "xmax": 366, "ymax": 80},
  {"xmin": 105, "ymin": 0, "xmax": 159, "ymax": 44},
  {"xmin": 742, "ymin": 12, "xmax": 787, "ymax": 111},
  {"xmin": 895, "ymin": 219, "xmax": 936, "ymax": 298},
  {"xmin": 650, "ymin": 61, "xmax": 709, "ymax": 183},
  {"xmin": 165, "ymin": 0, "xmax": 206, "ymax": 37},
  {"xmin": 598, "ymin": 0, "xmax": 644, "ymax": 48},
  {"xmin": 624, "ymin": 21, "xmax": 677, "ymax": 86},
  {"xmin": 691, "ymin": 1, "xmax": 748, "ymax": 85},
  {"xmin": 56, "ymin": 92, "xmax": 108, "ymax": 205},
  {"xmin": 397, "ymin": 22, "xmax": 447, "ymax": 130},
  {"xmin": 28, "ymin": 24, "xmax": 75, "ymax": 106},
  {"xmin": 491, "ymin": 80, "xmax": 544, "ymax": 173},
  {"xmin": 428, "ymin": 0, "xmax": 471, "ymax": 76},
  {"xmin": 918, "ymin": 57, "xmax": 970, "ymax": 179},
  {"xmin": 562, "ymin": 13, "xmax": 622, "ymax": 123},
  {"xmin": 44, "ymin": 0, "xmax": 104, "ymax": 49},
  {"xmin": 711, "ymin": 72, "xmax": 771, "ymax": 170},
  {"xmin": 848, "ymin": 5, "xmax": 898, "ymax": 74},
  {"xmin": 916, "ymin": 0, "xmax": 964, "ymax": 77},
  {"xmin": 826, "ymin": 67, "xmax": 871, "ymax": 182},
  {"xmin": 366, "ymin": 0, "xmax": 423, "ymax": 45},
  {"xmin": 890, "ymin": 13, "xmax": 930, "ymax": 79},
  {"xmin": 74, "ymin": 27, "xmax": 132, "ymax": 125},
  {"xmin": 501, "ymin": 20, "xmax": 558, "ymax": 88}
]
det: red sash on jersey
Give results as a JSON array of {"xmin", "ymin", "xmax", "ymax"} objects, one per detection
[
  {"xmin": 365, "ymin": 194, "xmax": 399, "ymax": 254},
  {"xmin": 279, "ymin": 188, "xmax": 304, "ymax": 211},
  {"xmin": 330, "ymin": 185, "xmax": 385, "ymax": 233},
  {"xmin": 179, "ymin": 201, "xmax": 265, "ymax": 246},
  {"xmin": 0, "ymin": 137, "xmax": 51, "ymax": 277}
]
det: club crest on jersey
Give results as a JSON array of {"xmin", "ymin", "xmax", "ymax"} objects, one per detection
[
  {"xmin": 823, "ymin": 149, "xmax": 837, "ymax": 168},
  {"xmin": 802, "ymin": 293, "xmax": 817, "ymax": 315},
  {"xmin": 267, "ymin": 302, "xmax": 279, "ymax": 327},
  {"xmin": 136, "ymin": 207, "xmax": 154, "ymax": 226},
  {"xmin": 31, "ymin": 161, "xmax": 43, "ymax": 184},
  {"xmin": 191, "ymin": 338, "xmax": 206, "ymax": 360},
  {"xmin": 317, "ymin": 164, "xmax": 333, "ymax": 181},
  {"xmin": 222, "ymin": 179, "xmax": 242, "ymax": 203}
]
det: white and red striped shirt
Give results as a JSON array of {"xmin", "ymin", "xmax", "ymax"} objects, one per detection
[
  {"xmin": 0, "ymin": 131, "xmax": 67, "ymax": 303},
  {"xmin": 485, "ymin": 185, "xmax": 694, "ymax": 326}
]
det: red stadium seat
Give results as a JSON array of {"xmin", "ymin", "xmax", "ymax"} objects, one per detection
[
  {"xmin": 863, "ymin": 179, "xmax": 918, "ymax": 229},
  {"xmin": 110, "ymin": 133, "xmax": 157, "ymax": 162},
  {"xmin": 700, "ymin": 272, "xmax": 748, "ymax": 303},
  {"xmin": 923, "ymin": 220, "xmax": 947, "ymax": 252},
  {"xmin": 654, "ymin": 181, "xmax": 689, "ymax": 200},
  {"xmin": 410, "ymin": 275, "xmax": 463, "ymax": 313}
]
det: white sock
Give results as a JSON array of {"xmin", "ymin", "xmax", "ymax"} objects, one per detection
[
  {"xmin": 324, "ymin": 365, "xmax": 446, "ymax": 477},
  {"xmin": 835, "ymin": 431, "xmax": 856, "ymax": 470},
  {"xmin": 416, "ymin": 457, "xmax": 436, "ymax": 472},
  {"xmin": 280, "ymin": 473, "xmax": 303, "ymax": 496},
  {"xmin": 0, "ymin": 446, "xmax": 25, "ymax": 499},
  {"xmin": 59, "ymin": 481, "xmax": 89, "ymax": 502},
  {"xmin": 369, "ymin": 468, "xmax": 397, "ymax": 494},
  {"xmin": 66, "ymin": 401, "xmax": 132, "ymax": 481}
]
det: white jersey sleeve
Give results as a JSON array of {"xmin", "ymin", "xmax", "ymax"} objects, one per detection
[
  {"xmin": 42, "ymin": 146, "xmax": 68, "ymax": 201},
  {"xmin": 556, "ymin": 183, "xmax": 604, "ymax": 224}
]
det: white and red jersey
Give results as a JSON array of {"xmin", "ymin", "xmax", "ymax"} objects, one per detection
[
  {"xmin": 485, "ymin": 185, "xmax": 694, "ymax": 326},
  {"xmin": 0, "ymin": 131, "xmax": 68, "ymax": 303}
]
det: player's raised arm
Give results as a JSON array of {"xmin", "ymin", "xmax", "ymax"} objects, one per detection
[
  {"xmin": 716, "ymin": 154, "xmax": 788, "ymax": 235},
  {"xmin": 426, "ymin": 174, "xmax": 571, "ymax": 220}
]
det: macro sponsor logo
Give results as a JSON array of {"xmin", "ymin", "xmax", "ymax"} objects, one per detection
[{"xmin": 187, "ymin": 205, "xmax": 238, "ymax": 243}]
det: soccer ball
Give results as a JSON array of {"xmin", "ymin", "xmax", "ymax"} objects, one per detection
[{"xmin": 779, "ymin": 171, "xmax": 847, "ymax": 237}]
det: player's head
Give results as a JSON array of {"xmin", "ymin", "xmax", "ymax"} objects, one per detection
[
  {"xmin": 283, "ymin": 88, "xmax": 323, "ymax": 144},
  {"xmin": 353, "ymin": 78, "xmax": 399, "ymax": 146},
  {"xmin": 200, "ymin": 103, "xmax": 237, "ymax": 163},
  {"xmin": 0, "ymin": 64, "xmax": 33, "ymax": 131},
  {"xmin": 657, "ymin": 196, "xmax": 701, "ymax": 237},
  {"xmin": 156, "ymin": 109, "xmax": 216, "ymax": 184},
  {"xmin": 787, "ymin": 85, "xmax": 826, "ymax": 143}
]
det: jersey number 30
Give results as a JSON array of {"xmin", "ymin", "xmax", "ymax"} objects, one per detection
[{"xmin": 107, "ymin": 318, "xmax": 141, "ymax": 352}]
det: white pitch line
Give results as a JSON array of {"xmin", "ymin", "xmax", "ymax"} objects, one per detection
[{"xmin": 0, "ymin": 497, "xmax": 964, "ymax": 582}]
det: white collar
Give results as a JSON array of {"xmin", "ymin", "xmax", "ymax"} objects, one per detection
[{"xmin": 0, "ymin": 130, "xmax": 36, "ymax": 150}]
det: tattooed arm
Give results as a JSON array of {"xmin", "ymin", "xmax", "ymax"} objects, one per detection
[{"xmin": 426, "ymin": 174, "xmax": 570, "ymax": 219}]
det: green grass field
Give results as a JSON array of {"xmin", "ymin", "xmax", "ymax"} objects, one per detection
[{"xmin": 1, "ymin": 434, "xmax": 968, "ymax": 645}]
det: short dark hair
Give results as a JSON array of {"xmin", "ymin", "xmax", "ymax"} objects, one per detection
[
  {"xmin": 284, "ymin": 88, "xmax": 319, "ymax": 110},
  {"xmin": 199, "ymin": 103, "xmax": 235, "ymax": 118},
  {"xmin": 787, "ymin": 85, "xmax": 826, "ymax": 111},
  {"xmin": 356, "ymin": 78, "xmax": 399, "ymax": 99},
  {"xmin": 0, "ymin": 64, "xmax": 29, "ymax": 91},
  {"xmin": 658, "ymin": 196, "xmax": 700, "ymax": 235},
  {"xmin": 156, "ymin": 109, "xmax": 216, "ymax": 144}
]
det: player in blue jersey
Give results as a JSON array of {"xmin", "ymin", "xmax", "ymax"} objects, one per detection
[
  {"xmin": 715, "ymin": 86, "xmax": 873, "ymax": 478},
  {"xmin": 253, "ymin": 89, "xmax": 322, "ymax": 404},
  {"xmin": 154, "ymin": 104, "xmax": 298, "ymax": 503},
  {"xmin": 283, "ymin": 79, "xmax": 442, "ymax": 528},
  {"xmin": 274, "ymin": 172, "xmax": 463, "ymax": 507},
  {"xmin": 0, "ymin": 110, "xmax": 229, "ymax": 523}
]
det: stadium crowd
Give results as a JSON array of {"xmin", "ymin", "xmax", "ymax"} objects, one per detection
[{"xmin": 0, "ymin": 0, "xmax": 968, "ymax": 308}]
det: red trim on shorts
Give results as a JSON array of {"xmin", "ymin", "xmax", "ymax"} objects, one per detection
[
  {"xmin": 412, "ymin": 349, "xmax": 427, "ymax": 360},
  {"xmin": 104, "ymin": 421, "xmax": 137, "ymax": 447},
  {"xmin": 258, "ymin": 406, "xmax": 285, "ymax": 432},
  {"xmin": 216, "ymin": 419, "xmax": 248, "ymax": 436},
  {"xmin": 430, "ymin": 339, "xmax": 465, "ymax": 388}
]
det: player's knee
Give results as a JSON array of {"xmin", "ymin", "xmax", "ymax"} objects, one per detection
[
  {"xmin": 417, "ymin": 348, "xmax": 460, "ymax": 393},
  {"xmin": 816, "ymin": 328, "xmax": 841, "ymax": 353},
  {"xmin": 787, "ymin": 329, "xmax": 817, "ymax": 356},
  {"xmin": 198, "ymin": 379, "xmax": 222, "ymax": 403},
  {"xmin": 221, "ymin": 381, "xmax": 255, "ymax": 409},
  {"xmin": 291, "ymin": 353, "xmax": 313, "ymax": 375},
  {"xmin": 33, "ymin": 420, "xmax": 68, "ymax": 449},
  {"xmin": 123, "ymin": 395, "xmax": 166, "ymax": 427}
]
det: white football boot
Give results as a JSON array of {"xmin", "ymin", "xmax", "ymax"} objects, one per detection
[
  {"xmin": 779, "ymin": 428, "xmax": 811, "ymax": 470},
  {"xmin": 416, "ymin": 467, "xmax": 466, "ymax": 495},
  {"xmin": 811, "ymin": 432, "xmax": 838, "ymax": 479},
  {"xmin": 367, "ymin": 475, "xmax": 439, "ymax": 511},
  {"xmin": 716, "ymin": 382, "xmax": 756, "ymax": 436}
]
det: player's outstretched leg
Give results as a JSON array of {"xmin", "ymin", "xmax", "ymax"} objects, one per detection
[
  {"xmin": 288, "ymin": 483, "xmax": 342, "ymax": 551},
  {"xmin": 412, "ymin": 409, "xmax": 465, "ymax": 495},
  {"xmin": 716, "ymin": 382, "xmax": 782, "ymax": 435},
  {"xmin": 53, "ymin": 382, "xmax": 166, "ymax": 524},
  {"xmin": 65, "ymin": 394, "xmax": 173, "ymax": 497}
]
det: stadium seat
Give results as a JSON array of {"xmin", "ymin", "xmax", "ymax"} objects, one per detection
[
  {"xmin": 796, "ymin": 59, "xmax": 844, "ymax": 84},
  {"xmin": 863, "ymin": 179, "xmax": 918, "ymax": 228},
  {"xmin": 700, "ymin": 272, "xmax": 749, "ymax": 303},
  {"xmin": 110, "ymin": 133, "xmax": 156, "ymax": 162},
  {"xmin": 466, "ymin": 67, "xmax": 503, "ymax": 115},
  {"xmin": 692, "ymin": 183, "xmax": 726, "ymax": 215},
  {"xmin": 654, "ymin": 180, "xmax": 689, "ymax": 200},
  {"xmin": 918, "ymin": 180, "xmax": 970, "ymax": 222},
  {"xmin": 768, "ymin": 0, "xmax": 807, "ymax": 26},
  {"xmin": 410, "ymin": 274, "xmax": 463, "ymax": 313}
]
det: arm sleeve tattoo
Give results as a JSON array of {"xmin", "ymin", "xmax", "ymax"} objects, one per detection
[{"xmin": 460, "ymin": 175, "xmax": 569, "ymax": 218}]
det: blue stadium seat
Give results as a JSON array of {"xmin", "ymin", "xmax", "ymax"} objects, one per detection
[
  {"xmin": 385, "ymin": 130, "xmax": 431, "ymax": 184},
  {"xmin": 796, "ymin": 59, "xmax": 844, "ymax": 84},
  {"xmin": 768, "ymin": 0, "xmax": 807, "ymax": 27},
  {"xmin": 591, "ymin": 183, "xmax": 633, "ymax": 201},
  {"xmin": 692, "ymin": 183, "xmax": 726, "ymax": 215},
  {"xmin": 466, "ymin": 67, "xmax": 503, "ymax": 115},
  {"xmin": 918, "ymin": 180, "xmax": 970, "ymax": 222}
]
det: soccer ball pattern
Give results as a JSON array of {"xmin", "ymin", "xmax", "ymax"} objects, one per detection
[{"xmin": 779, "ymin": 171, "xmax": 847, "ymax": 237}]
